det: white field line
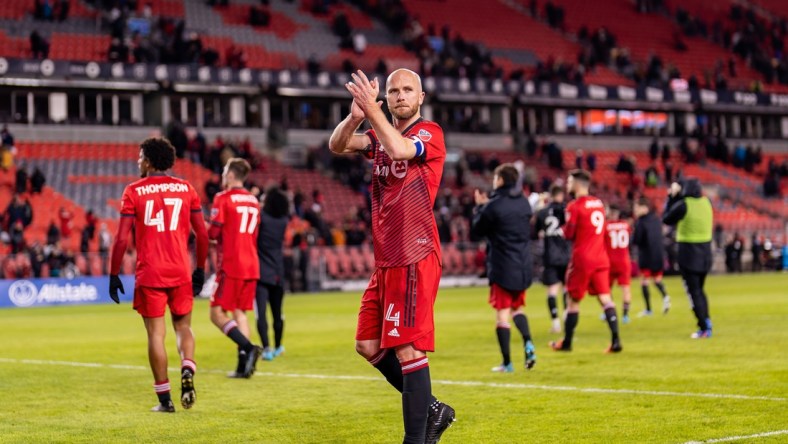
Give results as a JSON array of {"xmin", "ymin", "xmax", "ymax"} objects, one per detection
[
  {"xmin": 0, "ymin": 357, "xmax": 784, "ymax": 403},
  {"xmin": 681, "ymin": 429, "xmax": 788, "ymax": 443}
]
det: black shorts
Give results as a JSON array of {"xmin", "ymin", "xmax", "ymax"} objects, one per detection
[{"xmin": 542, "ymin": 265, "xmax": 567, "ymax": 286}]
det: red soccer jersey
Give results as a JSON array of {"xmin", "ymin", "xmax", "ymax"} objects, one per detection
[
  {"xmin": 209, "ymin": 188, "xmax": 260, "ymax": 280},
  {"xmin": 605, "ymin": 220, "xmax": 632, "ymax": 268},
  {"xmin": 564, "ymin": 195, "xmax": 610, "ymax": 270},
  {"xmin": 120, "ymin": 174, "xmax": 203, "ymax": 287},
  {"xmin": 364, "ymin": 119, "xmax": 446, "ymax": 267}
]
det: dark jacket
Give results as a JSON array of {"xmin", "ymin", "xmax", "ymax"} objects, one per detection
[
  {"xmin": 257, "ymin": 213, "xmax": 288, "ymax": 286},
  {"xmin": 662, "ymin": 178, "xmax": 713, "ymax": 273},
  {"xmin": 471, "ymin": 185, "xmax": 533, "ymax": 292},
  {"xmin": 633, "ymin": 212, "xmax": 664, "ymax": 271}
]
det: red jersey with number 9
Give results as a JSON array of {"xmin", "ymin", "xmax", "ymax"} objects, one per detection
[
  {"xmin": 605, "ymin": 220, "xmax": 632, "ymax": 268},
  {"xmin": 120, "ymin": 174, "xmax": 203, "ymax": 287},
  {"xmin": 564, "ymin": 195, "xmax": 610, "ymax": 270},
  {"xmin": 209, "ymin": 188, "xmax": 260, "ymax": 280}
]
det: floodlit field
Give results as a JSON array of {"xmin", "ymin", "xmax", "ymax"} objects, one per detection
[{"xmin": 0, "ymin": 273, "xmax": 786, "ymax": 443}]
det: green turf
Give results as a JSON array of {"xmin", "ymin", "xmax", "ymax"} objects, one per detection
[{"xmin": 1, "ymin": 273, "xmax": 787, "ymax": 443}]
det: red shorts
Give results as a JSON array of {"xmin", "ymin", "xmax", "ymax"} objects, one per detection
[
  {"xmin": 211, "ymin": 272, "xmax": 256, "ymax": 311},
  {"xmin": 566, "ymin": 263, "xmax": 611, "ymax": 301},
  {"xmin": 356, "ymin": 252, "xmax": 441, "ymax": 352},
  {"xmin": 641, "ymin": 269, "xmax": 663, "ymax": 279},
  {"xmin": 134, "ymin": 282, "xmax": 193, "ymax": 318},
  {"xmin": 609, "ymin": 260, "xmax": 632, "ymax": 286},
  {"xmin": 489, "ymin": 283, "xmax": 526, "ymax": 310}
]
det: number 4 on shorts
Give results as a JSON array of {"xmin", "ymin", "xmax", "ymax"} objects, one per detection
[{"xmin": 385, "ymin": 303, "xmax": 400, "ymax": 327}]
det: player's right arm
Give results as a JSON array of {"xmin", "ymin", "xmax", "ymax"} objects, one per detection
[{"xmin": 328, "ymin": 100, "xmax": 370, "ymax": 155}]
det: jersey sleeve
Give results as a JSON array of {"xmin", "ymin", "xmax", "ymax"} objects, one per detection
[
  {"xmin": 120, "ymin": 186, "xmax": 136, "ymax": 217},
  {"xmin": 209, "ymin": 194, "xmax": 224, "ymax": 227},
  {"xmin": 362, "ymin": 129, "xmax": 377, "ymax": 160},
  {"xmin": 416, "ymin": 122, "xmax": 446, "ymax": 164}
]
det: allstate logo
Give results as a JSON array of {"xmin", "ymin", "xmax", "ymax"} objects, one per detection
[{"xmin": 8, "ymin": 280, "xmax": 38, "ymax": 307}]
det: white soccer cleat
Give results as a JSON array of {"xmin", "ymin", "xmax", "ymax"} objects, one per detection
[
  {"xmin": 662, "ymin": 296, "xmax": 671, "ymax": 314},
  {"xmin": 550, "ymin": 318, "xmax": 562, "ymax": 333}
]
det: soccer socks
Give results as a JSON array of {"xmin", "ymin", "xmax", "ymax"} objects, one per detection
[
  {"xmin": 370, "ymin": 349, "xmax": 404, "ymax": 393},
  {"xmin": 496, "ymin": 323, "xmax": 512, "ymax": 366},
  {"xmin": 512, "ymin": 314, "xmax": 532, "ymax": 343},
  {"xmin": 623, "ymin": 301, "xmax": 631, "ymax": 317},
  {"xmin": 401, "ymin": 358, "xmax": 431, "ymax": 444},
  {"xmin": 154, "ymin": 380, "xmax": 171, "ymax": 405},
  {"xmin": 221, "ymin": 320, "xmax": 254, "ymax": 352},
  {"xmin": 547, "ymin": 295, "xmax": 558, "ymax": 319},
  {"xmin": 563, "ymin": 312, "xmax": 579, "ymax": 348},
  {"xmin": 603, "ymin": 305, "xmax": 620, "ymax": 341},
  {"xmin": 655, "ymin": 281, "xmax": 668, "ymax": 298},
  {"xmin": 181, "ymin": 359, "xmax": 196, "ymax": 376},
  {"xmin": 641, "ymin": 285, "xmax": 652, "ymax": 312}
]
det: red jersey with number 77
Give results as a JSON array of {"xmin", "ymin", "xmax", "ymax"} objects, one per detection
[
  {"xmin": 120, "ymin": 174, "xmax": 203, "ymax": 287},
  {"xmin": 209, "ymin": 188, "xmax": 260, "ymax": 280},
  {"xmin": 564, "ymin": 195, "xmax": 610, "ymax": 270}
]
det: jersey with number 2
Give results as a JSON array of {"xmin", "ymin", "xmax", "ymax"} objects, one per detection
[
  {"xmin": 564, "ymin": 195, "xmax": 610, "ymax": 270},
  {"xmin": 120, "ymin": 174, "xmax": 203, "ymax": 287},
  {"xmin": 209, "ymin": 188, "xmax": 260, "ymax": 280}
]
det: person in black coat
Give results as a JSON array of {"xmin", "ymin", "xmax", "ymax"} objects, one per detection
[
  {"xmin": 255, "ymin": 186, "xmax": 290, "ymax": 361},
  {"xmin": 633, "ymin": 197, "xmax": 670, "ymax": 316},
  {"xmin": 471, "ymin": 163, "xmax": 536, "ymax": 372}
]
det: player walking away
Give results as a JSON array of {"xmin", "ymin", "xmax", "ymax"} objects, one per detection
[
  {"xmin": 471, "ymin": 163, "xmax": 536, "ymax": 373},
  {"xmin": 662, "ymin": 179, "xmax": 714, "ymax": 338},
  {"xmin": 108, "ymin": 137, "xmax": 208, "ymax": 412},
  {"xmin": 550, "ymin": 170, "xmax": 622, "ymax": 353},
  {"xmin": 208, "ymin": 158, "xmax": 263, "ymax": 378},
  {"xmin": 605, "ymin": 204, "xmax": 633, "ymax": 324},
  {"xmin": 633, "ymin": 197, "xmax": 670, "ymax": 316},
  {"xmin": 329, "ymin": 68, "xmax": 455, "ymax": 444},
  {"xmin": 534, "ymin": 184, "xmax": 570, "ymax": 333},
  {"xmin": 255, "ymin": 186, "xmax": 289, "ymax": 361}
]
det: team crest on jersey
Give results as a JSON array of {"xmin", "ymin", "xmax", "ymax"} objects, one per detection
[
  {"xmin": 417, "ymin": 129, "xmax": 432, "ymax": 142},
  {"xmin": 210, "ymin": 208, "xmax": 219, "ymax": 218},
  {"xmin": 392, "ymin": 160, "xmax": 408, "ymax": 179}
]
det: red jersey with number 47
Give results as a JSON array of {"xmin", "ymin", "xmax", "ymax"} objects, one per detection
[
  {"xmin": 209, "ymin": 188, "xmax": 260, "ymax": 280},
  {"xmin": 364, "ymin": 119, "xmax": 446, "ymax": 267},
  {"xmin": 120, "ymin": 174, "xmax": 202, "ymax": 287},
  {"xmin": 564, "ymin": 195, "xmax": 610, "ymax": 270},
  {"xmin": 605, "ymin": 220, "xmax": 631, "ymax": 268}
]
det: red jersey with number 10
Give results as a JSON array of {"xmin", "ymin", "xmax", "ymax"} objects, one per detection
[
  {"xmin": 564, "ymin": 195, "xmax": 610, "ymax": 270},
  {"xmin": 605, "ymin": 220, "xmax": 631, "ymax": 268},
  {"xmin": 364, "ymin": 119, "xmax": 446, "ymax": 267},
  {"xmin": 120, "ymin": 174, "xmax": 202, "ymax": 287},
  {"xmin": 209, "ymin": 188, "xmax": 260, "ymax": 280}
]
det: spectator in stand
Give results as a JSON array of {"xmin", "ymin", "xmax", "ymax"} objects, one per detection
[
  {"xmin": 46, "ymin": 220, "xmax": 60, "ymax": 245},
  {"xmin": 5, "ymin": 194, "xmax": 33, "ymax": 232},
  {"xmin": 763, "ymin": 172, "xmax": 781, "ymax": 198},
  {"xmin": 85, "ymin": 209, "xmax": 98, "ymax": 239},
  {"xmin": 30, "ymin": 167, "xmax": 45, "ymax": 193},
  {"xmin": 226, "ymin": 45, "xmax": 247, "ymax": 69},
  {"xmin": 15, "ymin": 165, "xmax": 28, "ymax": 194},
  {"xmin": 30, "ymin": 30, "xmax": 50, "ymax": 59},
  {"xmin": 57, "ymin": 0, "xmax": 70, "ymax": 22},
  {"xmin": 724, "ymin": 234, "xmax": 743, "ymax": 273},
  {"xmin": 644, "ymin": 164, "xmax": 659, "ymax": 188},
  {"xmin": 751, "ymin": 234, "xmax": 763, "ymax": 272},
  {"xmin": 649, "ymin": 137, "xmax": 659, "ymax": 161},
  {"xmin": 586, "ymin": 152, "xmax": 596, "ymax": 172},
  {"xmin": 664, "ymin": 159, "xmax": 674, "ymax": 183},
  {"xmin": 352, "ymin": 32, "xmax": 367, "ymax": 54},
  {"xmin": 80, "ymin": 226, "xmax": 91, "ymax": 253},
  {"xmin": 58, "ymin": 206, "xmax": 73, "ymax": 238},
  {"xmin": 1, "ymin": 124, "xmax": 14, "ymax": 148},
  {"xmin": 10, "ymin": 221, "xmax": 26, "ymax": 254},
  {"xmin": 615, "ymin": 154, "xmax": 635, "ymax": 175},
  {"xmin": 574, "ymin": 149, "xmax": 583, "ymax": 169},
  {"xmin": 249, "ymin": 4, "xmax": 271, "ymax": 27},
  {"xmin": 98, "ymin": 222, "xmax": 112, "ymax": 274}
]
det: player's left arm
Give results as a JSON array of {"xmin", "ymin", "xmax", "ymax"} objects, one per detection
[
  {"xmin": 563, "ymin": 204, "xmax": 577, "ymax": 241},
  {"xmin": 190, "ymin": 191, "xmax": 209, "ymax": 270}
]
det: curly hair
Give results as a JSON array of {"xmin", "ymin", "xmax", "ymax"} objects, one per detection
[
  {"xmin": 263, "ymin": 186, "xmax": 290, "ymax": 219},
  {"xmin": 140, "ymin": 137, "xmax": 176, "ymax": 171}
]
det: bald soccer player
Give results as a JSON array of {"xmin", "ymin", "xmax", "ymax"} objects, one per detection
[{"xmin": 329, "ymin": 68, "xmax": 455, "ymax": 444}]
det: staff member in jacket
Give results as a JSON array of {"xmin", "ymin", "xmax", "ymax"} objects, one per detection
[
  {"xmin": 255, "ymin": 186, "xmax": 291, "ymax": 360},
  {"xmin": 471, "ymin": 163, "xmax": 536, "ymax": 373},
  {"xmin": 662, "ymin": 178, "xmax": 713, "ymax": 339}
]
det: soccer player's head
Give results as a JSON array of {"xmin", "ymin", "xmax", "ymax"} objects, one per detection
[
  {"xmin": 549, "ymin": 184, "xmax": 565, "ymax": 203},
  {"xmin": 493, "ymin": 163, "xmax": 519, "ymax": 190},
  {"xmin": 263, "ymin": 186, "xmax": 290, "ymax": 218},
  {"xmin": 634, "ymin": 196, "xmax": 652, "ymax": 217},
  {"xmin": 222, "ymin": 157, "xmax": 251, "ymax": 189},
  {"xmin": 386, "ymin": 68, "xmax": 424, "ymax": 121},
  {"xmin": 607, "ymin": 203, "xmax": 621, "ymax": 220},
  {"xmin": 138, "ymin": 137, "xmax": 176, "ymax": 177},
  {"xmin": 567, "ymin": 169, "xmax": 591, "ymax": 197}
]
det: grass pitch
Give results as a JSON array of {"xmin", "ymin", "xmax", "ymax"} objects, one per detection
[{"xmin": 0, "ymin": 273, "xmax": 786, "ymax": 444}]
